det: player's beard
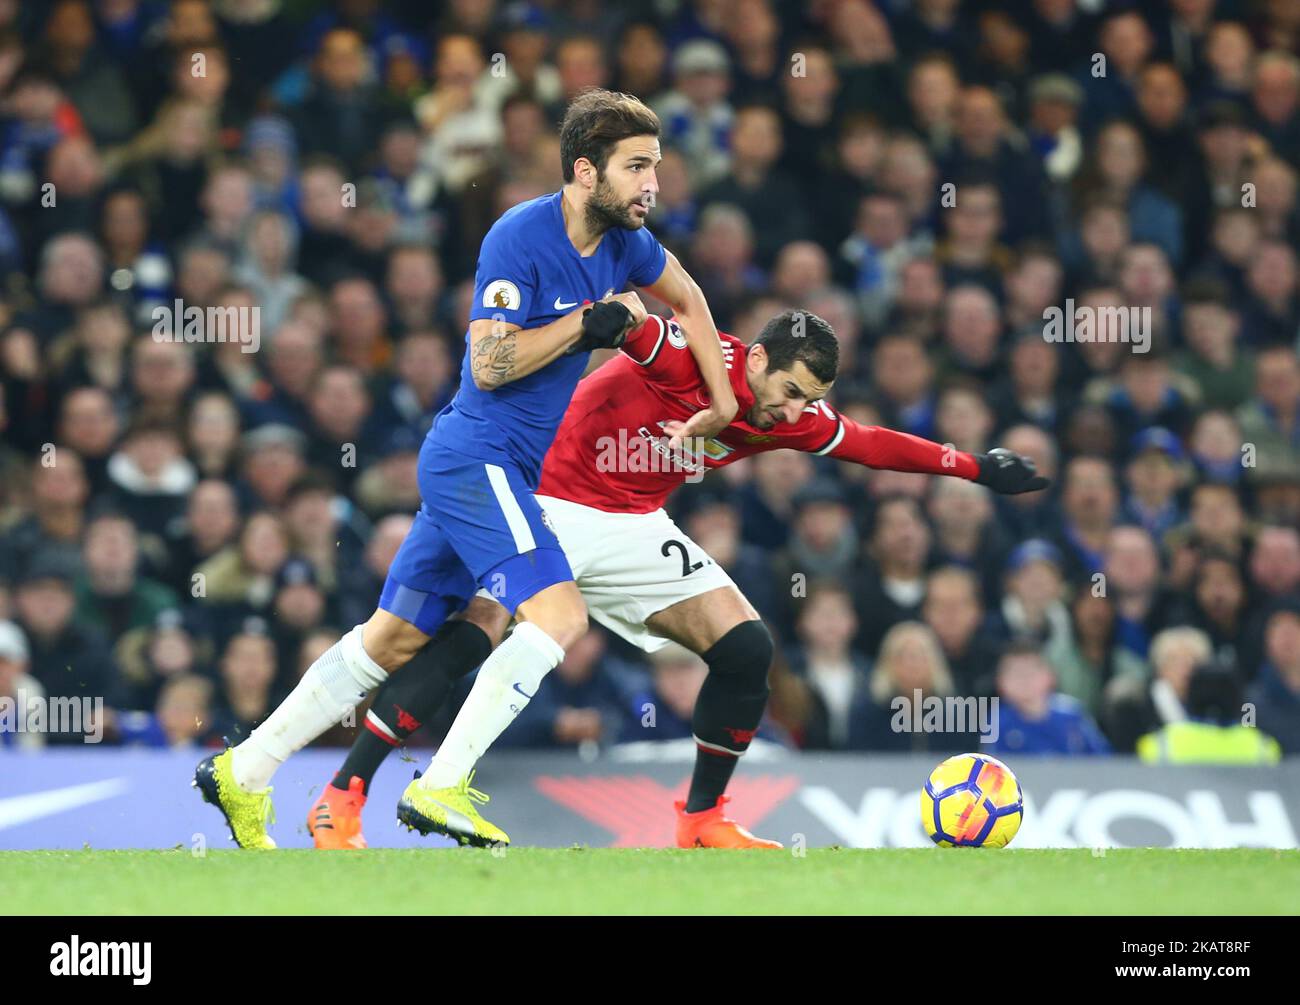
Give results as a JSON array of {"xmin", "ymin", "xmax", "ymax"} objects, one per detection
[
  {"xmin": 747, "ymin": 403, "xmax": 779, "ymax": 429},
  {"xmin": 585, "ymin": 173, "xmax": 643, "ymax": 233}
]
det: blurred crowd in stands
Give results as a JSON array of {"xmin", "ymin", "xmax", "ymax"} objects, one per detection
[{"xmin": 0, "ymin": 0, "xmax": 1298, "ymax": 762}]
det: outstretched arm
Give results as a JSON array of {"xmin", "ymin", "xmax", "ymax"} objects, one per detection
[{"xmin": 827, "ymin": 417, "xmax": 1049, "ymax": 494}]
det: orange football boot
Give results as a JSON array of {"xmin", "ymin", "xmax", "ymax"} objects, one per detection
[
  {"xmin": 308, "ymin": 776, "xmax": 368, "ymax": 849},
  {"xmin": 675, "ymin": 796, "xmax": 783, "ymax": 849}
]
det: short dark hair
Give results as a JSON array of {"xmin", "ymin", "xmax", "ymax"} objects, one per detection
[
  {"xmin": 998, "ymin": 637, "xmax": 1047, "ymax": 664},
  {"xmin": 753, "ymin": 310, "xmax": 839, "ymax": 384},
  {"xmin": 559, "ymin": 88, "xmax": 660, "ymax": 183},
  {"xmin": 1186, "ymin": 663, "xmax": 1242, "ymax": 724}
]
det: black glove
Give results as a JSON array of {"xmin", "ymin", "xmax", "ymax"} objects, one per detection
[
  {"xmin": 974, "ymin": 448, "xmax": 1050, "ymax": 495},
  {"xmin": 565, "ymin": 300, "xmax": 634, "ymax": 355}
]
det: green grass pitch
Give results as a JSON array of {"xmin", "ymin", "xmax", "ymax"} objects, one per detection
[{"xmin": 2, "ymin": 848, "xmax": 1297, "ymax": 914}]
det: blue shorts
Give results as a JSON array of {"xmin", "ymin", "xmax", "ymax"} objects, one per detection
[{"xmin": 379, "ymin": 442, "xmax": 574, "ymax": 634}]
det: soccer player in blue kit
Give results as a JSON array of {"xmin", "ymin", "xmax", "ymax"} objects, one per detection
[{"xmin": 194, "ymin": 89, "xmax": 738, "ymax": 849}]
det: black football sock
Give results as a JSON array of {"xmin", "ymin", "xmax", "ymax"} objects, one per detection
[
  {"xmin": 332, "ymin": 620, "xmax": 493, "ymax": 794},
  {"xmin": 686, "ymin": 620, "xmax": 773, "ymax": 813}
]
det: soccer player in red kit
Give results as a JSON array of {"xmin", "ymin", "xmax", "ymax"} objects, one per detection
[{"xmin": 308, "ymin": 310, "xmax": 1047, "ymax": 849}]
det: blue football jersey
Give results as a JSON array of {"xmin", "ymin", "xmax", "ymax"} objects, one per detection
[{"xmin": 428, "ymin": 191, "xmax": 666, "ymax": 487}]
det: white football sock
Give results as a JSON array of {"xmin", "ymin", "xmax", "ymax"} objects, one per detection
[
  {"xmin": 231, "ymin": 625, "xmax": 388, "ymax": 791},
  {"xmin": 419, "ymin": 622, "xmax": 564, "ymax": 789}
]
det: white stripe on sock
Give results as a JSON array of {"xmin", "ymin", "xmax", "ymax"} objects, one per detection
[
  {"xmin": 366, "ymin": 709, "xmax": 398, "ymax": 741},
  {"xmin": 693, "ymin": 734, "xmax": 743, "ymax": 757}
]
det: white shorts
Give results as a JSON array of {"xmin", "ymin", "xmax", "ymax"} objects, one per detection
[{"xmin": 534, "ymin": 494, "xmax": 737, "ymax": 653}]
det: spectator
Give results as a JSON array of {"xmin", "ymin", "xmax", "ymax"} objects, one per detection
[
  {"xmin": 209, "ymin": 623, "xmax": 278, "ymax": 744},
  {"xmin": 1048, "ymin": 590, "xmax": 1147, "ymax": 718},
  {"xmin": 0, "ymin": 451, "xmax": 89, "ymax": 578},
  {"xmin": 769, "ymin": 478, "xmax": 858, "ymax": 593},
  {"xmin": 926, "ymin": 477, "xmax": 1008, "ymax": 604},
  {"xmin": 777, "ymin": 44, "xmax": 840, "ymax": 183},
  {"xmin": 234, "ymin": 209, "xmax": 307, "ymax": 335},
  {"xmin": 193, "ymin": 508, "xmax": 289, "ymax": 624},
  {"xmin": 41, "ymin": 0, "xmax": 139, "ymax": 144},
  {"xmin": 383, "ymin": 244, "xmax": 444, "ymax": 337},
  {"xmin": 1079, "ymin": 9, "xmax": 1153, "ymax": 133},
  {"xmin": 941, "ymin": 86, "xmax": 1050, "ymax": 242},
  {"xmin": 991, "ymin": 639, "xmax": 1112, "ymax": 756},
  {"xmin": 853, "ymin": 496, "xmax": 931, "ymax": 654},
  {"xmin": 1187, "ymin": 551, "xmax": 1249, "ymax": 670},
  {"xmin": 237, "ymin": 423, "xmax": 307, "ymax": 509},
  {"xmin": 1140, "ymin": 664, "xmax": 1281, "ymax": 763},
  {"xmin": 368, "ymin": 330, "xmax": 455, "ymax": 442},
  {"xmin": 992, "ymin": 423, "xmax": 1060, "ymax": 539},
  {"xmin": 293, "ymin": 28, "xmax": 386, "ymax": 172},
  {"xmin": 111, "ymin": 608, "xmax": 208, "ymax": 714},
  {"xmin": 788, "ymin": 581, "xmax": 873, "ymax": 750},
  {"xmin": 13, "ymin": 552, "xmax": 113, "ymax": 730},
  {"xmin": 74, "ymin": 510, "xmax": 179, "ymax": 639},
  {"xmin": 652, "ymin": 39, "xmax": 733, "ymax": 189},
  {"xmin": 1236, "ymin": 343, "xmax": 1300, "ymax": 459},
  {"xmin": 859, "ymin": 620, "xmax": 973, "ymax": 753},
  {"xmin": 1103, "ymin": 524, "xmax": 1183, "ymax": 660},
  {"xmin": 129, "ymin": 336, "xmax": 196, "ymax": 427},
  {"xmin": 1246, "ymin": 601, "xmax": 1300, "ymax": 754},
  {"xmin": 688, "ymin": 204, "xmax": 766, "ymax": 331},
  {"xmin": 991, "ymin": 539, "xmax": 1072, "ymax": 663},
  {"xmin": 284, "ymin": 473, "xmax": 363, "ymax": 592},
  {"xmin": 242, "ymin": 322, "xmax": 321, "ymax": 431},
  {"xmin": 1121, "ymin": 427, "xmax": 1187, "ymax": 539},
  {"xmin": 935, "ymin": 180, "xmax": 1013, "ymax": 294},
  {"xmin": 105, "ymin": 416, "xmax": 198, "ymax": 531},
  {"xmin": 294, "ymin": 156, "xmax": 363, "ymax": 286},
  {"xmin": 1025, "ymin": 74, "xmax": 1084, "ymax": 183},
  {"xmin": 0, "ymin": 620, "xmax": 45, "ymax": 751},
  {"xmin": 697, "ymin": 103, "xmax": 810, "ymax": 268},
  {"xmin": 870, "ymin": 334, "xmax": 937, "ymax": 440},
  {"xmin": 186, "ymin": 392, "xmax": 242, "ymax": 481},
  {"xmin": 923, "ymin": 565, "xmax": 1001, "ymax": 696},
  {"xmin": 124, "ymin": 673, "xmax": 215, "ymax": 749},
  {"xmin": 1176, "ymin": 279, "xmax": 1253, "ymax": 411},
  {"xmin": 1250, "ymin": 51, "xmax": 1300, "ymax": 164},
  {"xmin": 838, "ymin": 190, "xmax": 921, "ymax": 328},
  {"xmin": 1103, "ymin": 625, "xmax": 1211, "ymax": 752},
  {"xmin": 618, "ymin": 643, "xmax": 706, "ymax": 744},
  {"xmin": 1051, "ymin": 456, "xmax": 1119, "ymax": 582},
  {"xmin": 414, "ymin": 34, "xmax": 500, "ymax": 194},
  {"xmin": 1069, "ymin": 119, "xmax": 1184, "ymax": 267}
]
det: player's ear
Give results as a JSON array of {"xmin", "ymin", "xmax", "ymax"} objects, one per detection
[
  {"xmin": 573, "ymin": 156, "xmax": 597, "ymax": 189},
  {"xmin": 747, "ymin": 343, "xmax": 767, "ymax": 374}
]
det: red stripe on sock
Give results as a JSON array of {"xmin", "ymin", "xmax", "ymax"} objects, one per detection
[{"xmin": 364, "ymin": 718, "xmax": 401, "ymax": 747}]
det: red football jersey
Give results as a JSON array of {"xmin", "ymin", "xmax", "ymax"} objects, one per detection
[{"xmin": 537, "ymin": 315, "xmax": 981, "ymax": 513}]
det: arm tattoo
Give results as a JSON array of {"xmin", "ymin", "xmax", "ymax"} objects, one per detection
[{"xmin": 472, "ymin": 327, "xmax": 518, "ymax": 389}]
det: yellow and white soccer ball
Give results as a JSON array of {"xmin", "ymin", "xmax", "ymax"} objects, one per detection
[{"xmin": 920, "ymin": 753, "xmax": 1023, "ymax": 848}]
